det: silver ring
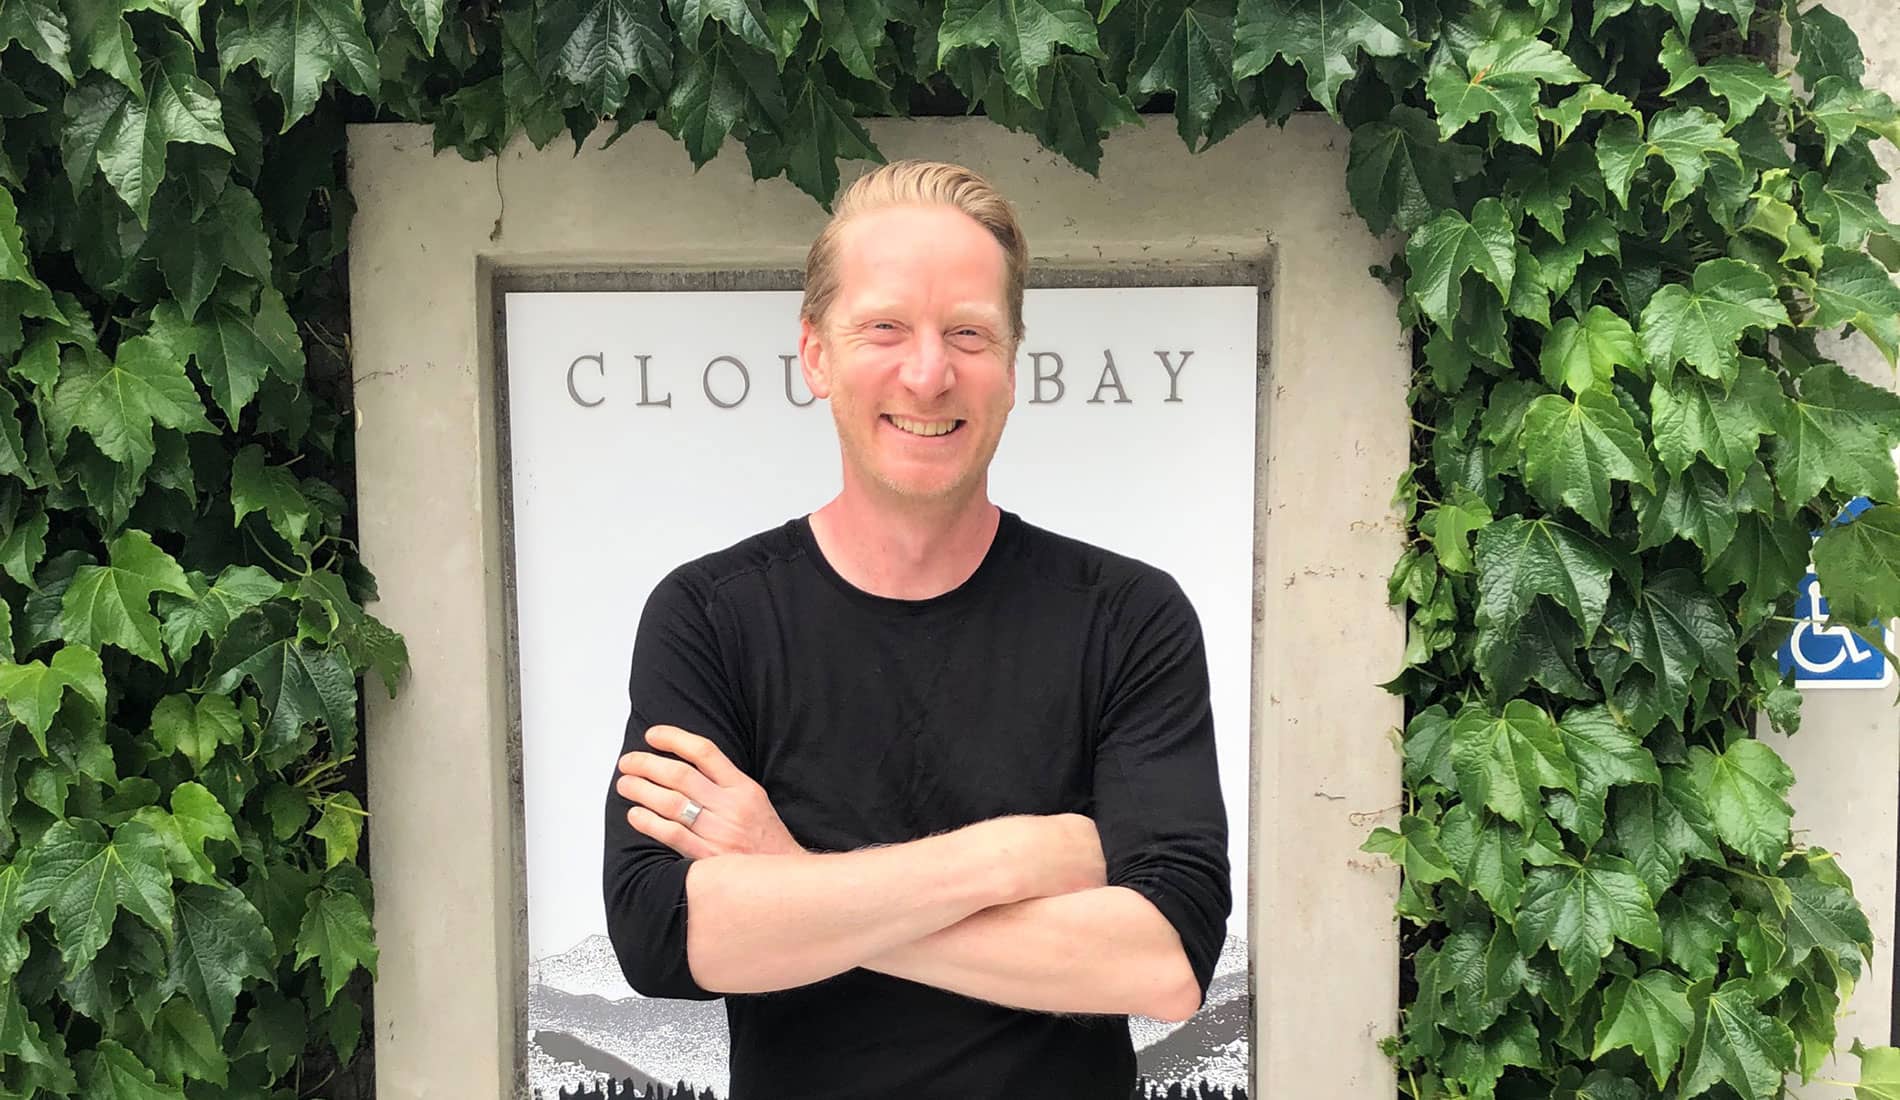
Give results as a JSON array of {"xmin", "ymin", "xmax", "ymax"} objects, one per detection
[{"xmin": 678, "ymin": 799, "xmax": 703, "ymax": 828}]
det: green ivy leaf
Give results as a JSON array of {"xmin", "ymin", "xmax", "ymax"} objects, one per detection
[
  {"xmin": 980, "ymin": 54, "xmax": 1137, "ymax": 175},
  {"xmin": 176, "ymin": 286, "xmax": 303, "ymax": 424},
  {"xmin": 1425, "ymin": 36, "xmax": 1586, "ymax": 149},
  {"xmin": 0, "ymin": 189, "xmax": 40, "ymax": 292},
  {"xmin": 1639, "ymin": 259, "xmax": 1788, "ymax": 385},
  {"xmin": 1808, "ymin": 246, "xmax": 1900, "ymax": 364},
  {"xmin": 59, "ymin": 33, "xmax": 231, "ymax": 225},
  {"xmin": 1610, "ymin": 773, "xmax": 1722, "ymax": 902},
  {"xmin": 1442, "ymin": 1012, "xmax": 1542, "ymax": 1098},
  {"xmin": 1593, "ymin": 969, "xmax": 1691, "ymax": 1089},
  {"xmin": 1516, "ymin": 853, "xmax": 1661, "ymax": 988},
  {"xmin": 1128, "ymin": 0, "xmax": 1235, "ymax": 149},
  {"xmin": 1805, "ymin": 77, "xmax": 1900, "ymax": 165},
  {"xmin": 1800, "ymin": 170, "xmax": 1900, "ymax": 250},
  {"xmin": 938, "ymin": 0, "xmax": 1099, "ymax": 107},
  {"xmin": 0, "ymin": 859, "xmax": 32, "ymax": 978},
  {"xmin": 230, "ymin": 445, "xmax": 312, "ymax": 545},
  {"xmin": 1774, "ymin": 361, "xmax": 1900, "ymax": 506},
  {"xmin": 297, "ymin": 571, "xmax": 409, "ymax": 696},
  {"xmin": 1539, "ymin": 306, "xmax": 1641, "ymax": 394},
  {"xmin": 148, "ymin": 692, "xmax": 244, "ymax": 771},
  {"xmin": 0, "ymin": 0, "xmax": 74, "ymax": 83},
  {"xmin": 660, "ymin": 36, "xmax": 784, "ymax": 166},
  {"xmin": 541, "ymin": 0, "xmax": 673, "ymax": 114},
  {"xmin": 0, "ymin": 643, "xmax": 105, "ymax": 752},
  {"xmin": 1230, "ymin": 0, "xmax": 1407, "ymax": 116},
  {"xmin": 75, "ymin": 1039, "xmax": 184, "ymax": 1100},
  {"xmin": 1659, "ymin": 876, "xmax": 1733, "ymax": 980},
  {"xmin": 1555, "ymin": 705, "xmax": 1660, "ymax": 848},
  {"xmin": 134, "ymin": 996, "xmax": 227, "ymax": 1088},
  {"xmin": 1450, "ymin": 699, "xmax": 1578, "ymax": 826},
  {"xmin": 1634, "ymin": 462, "xmax": 1765, "ymax": 560},
  {"xmin": 1538, "ymin": 83, "xmax": 1634, "ymax": 147},
  {"xmin": 1436, "ymin": 804, "xmax": 1528, "ymax": 915},
  {"xmin": 1347, "ymin": 108, "xmax": 1479, "ymax": 236},
  {"xmin": 206, "ymin": 603, "xmax": 356, "ymax": 758},
  {"xmin": 59, "ymin": 529, "xmax": 196, "ymax": 669},
  {"xmin": 48, "ymin": 338, "xmax": 214, "ymax": 480},
  {"xmin": 816, "ymin": 0, "xmax": 886, "ymax": 82},
  {"xmin": 1680, "ymin": 978, "xmax": 1797, "ymax": 1100},
  {"xmin": 1648, "ymin": 358, "xmax": 1780, "ymax": 489},
  {"xmin": 1778, "ymin": 869, "xmax": 1871, "ymax": 981},
  {"xmin": 295, "ymin": 886, "xmax": 377, "ymax": 1005},
  {"xmin": 1814, "ymin": 505, "xmax": 1900, "ymax": 632},
  {"xmin": 1709, "ymin": 511, "xmax": 1812, "ymax": 615},
  {"xmin": 1405, "ymin": 198, "xmax": 1516, "ymax": 329},
  {"xmin": 215, "ymin": 0, "xmax": 378, "ymax": 131},
  {"xmin": 1519, "ymin": 388, "xmax": 1654, "ymax": 534},
  {"xmin": 157, "ymin": 565, "xmax": 282, "ymax": 664},
  {"xmin": 309, "ymin": 792, "xmax": 364, "ymax": 870},
  {"xmin": 21, "ymin": 819, "xmax": 173, "ymax": 974},
  {"xmin": 1852, "ymin": 1040, "xmax": 1900, "ymax": 1100},
  {"xmin": 1474, "ymin": 515, "xmax": 1618, "ymax": 639},
  {"xmin": 1474, "ymin": 598, "xmax": 1595, "ymax": 699},
  {"xmin": 1434, "ymin": 922, "xmax": 1521, "ymax": 1033},
  {"xmin": 150, "ymin": 190, "xmax": 271, "ymax": 323},
  {"xmin": 742, "ymin": 59, "xmax": 880, "ymax": 204},
  {"xmin": 1596, "ymin": 570, "xmax": 1739, "ymax": 723},
  {"xmin": 1688, "ymin": 739, "xmax": 1792, "ymax": 867},
  {"xmin": 129, "ymin": 781, "xmax": 235, "ymax": 886},
  {"xmin": 166, "ymin": 882, "xmax": 272, "ymax": 1035}
]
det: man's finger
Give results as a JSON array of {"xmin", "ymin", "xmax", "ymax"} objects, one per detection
[
  {"xmin": 627, "ymin": 805, "xmax": 715, "ymax": 859},
  {"xmin": 645, "ymin": 725, "xmax": 746, "ymax": 787},
  {"xmin": 618, "ymin": 751, "xmax": 720, "ymax": 806},
  {"xmin": 617, "ymin": 774, "xmax": 701, "ymax": 824}
]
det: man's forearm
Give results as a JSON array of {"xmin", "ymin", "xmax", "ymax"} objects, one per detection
[
  {"xmin": 683, "ymin": 817, "xmax": 1053, "ymax": 994},
  {"xmin": 859, "ymin": 886, "xmax": 1204, "ymax": 1023}
]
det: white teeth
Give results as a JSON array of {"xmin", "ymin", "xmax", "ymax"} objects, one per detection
[{"xmin": 888, "ymin": 415, "xmax": 959, "ymax": 437}]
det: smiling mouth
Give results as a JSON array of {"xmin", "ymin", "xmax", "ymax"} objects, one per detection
[{"xmin": 884, "ymin": 414, "xmax": 965, "ymax": 438}]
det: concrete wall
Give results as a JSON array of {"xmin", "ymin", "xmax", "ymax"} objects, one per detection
[
  {"xmin": 1757, "ymin": 0, "xmax": 1900, "ymax": 1086},
  {"xmin": 347, "ymin": 117, "xmax": 1409, "ymax": 1098}
]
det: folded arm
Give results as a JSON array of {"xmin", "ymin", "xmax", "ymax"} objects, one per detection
[
  {"xmin": 861, "ymin": 885, "xmax": 1203, "ymax": 1022},
  {"xmin": 675, "ymin": 814, "xmax": 1102, "ymax": 994}
]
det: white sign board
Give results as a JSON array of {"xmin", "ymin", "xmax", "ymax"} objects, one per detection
[{"xmin": 504, "ymin": 286, "xmax": 1259, "ymax": 1098}]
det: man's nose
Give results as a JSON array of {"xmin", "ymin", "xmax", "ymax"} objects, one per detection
[{"xmin": 898, "ymin": 330, "xmax": 955, "ymax": 398}]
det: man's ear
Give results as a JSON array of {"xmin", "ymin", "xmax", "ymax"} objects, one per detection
[{"xmin": 798, "ymin": 316, "xmax": 832, "ymax": 399}]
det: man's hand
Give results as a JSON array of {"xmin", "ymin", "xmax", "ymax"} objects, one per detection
[{"xmin": 617, "ymin": 725, "xmax": 806, "ymax": 859}]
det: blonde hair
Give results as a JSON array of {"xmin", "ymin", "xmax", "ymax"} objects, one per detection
[{"xmin": 800, "ymin": 160, "xmax": 1029, "ymax": 343}]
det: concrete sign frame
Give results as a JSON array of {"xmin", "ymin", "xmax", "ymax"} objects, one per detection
[{"xmin": 347, "ymin": 116, "xmax": 1410, "ymax": 1099}]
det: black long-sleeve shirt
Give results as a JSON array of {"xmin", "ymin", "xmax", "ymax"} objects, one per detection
[{"xmin": 601, "ymin": 509, "xmax": 1231, "ymax": 1099}]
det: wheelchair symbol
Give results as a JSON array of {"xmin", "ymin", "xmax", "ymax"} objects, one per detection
[
  {"xmin": 1780, "ymin": 573, "xmax": 1893, "ymax": 687},
  {"xmin": 1789, "ymin": 579, "xmax": 1874, "ymax": 674}
]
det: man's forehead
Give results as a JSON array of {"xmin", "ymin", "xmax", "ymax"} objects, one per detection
[{"xmin": 827, "ymin": 205, "xmax": 1009, "ymax": 319}]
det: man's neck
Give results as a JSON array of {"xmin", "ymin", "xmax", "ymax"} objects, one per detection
[{"xmin": 807, "ymin": 488, "xmax": 1002, "ymax": 601}]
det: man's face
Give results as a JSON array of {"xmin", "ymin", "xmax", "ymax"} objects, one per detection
[{"xmin": 799, "ymin": 203, "xmax": 1017, "ymax": 505}]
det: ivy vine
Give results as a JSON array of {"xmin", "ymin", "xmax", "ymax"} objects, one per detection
[{"xmin": 1, "ymin": 0, "xmax": 1898, "ymax": 1092}]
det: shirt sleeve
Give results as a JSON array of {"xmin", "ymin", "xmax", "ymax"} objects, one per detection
[
  {"xmin": 601, "ymin": 566, "xmax": 755, "ymax": 1001},
  {"xmin": 1093, "ymin": 569, "xmax": 1233, "ymax": 1004}
]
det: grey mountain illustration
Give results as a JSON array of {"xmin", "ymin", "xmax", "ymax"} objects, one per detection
[{"xmin": 528, "ymin": 933, "xmax": 1251, "ymax": 1098}]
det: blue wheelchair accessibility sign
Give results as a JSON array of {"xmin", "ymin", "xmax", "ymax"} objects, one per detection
[
  {"xmin": 1777, "ymin": 499, "xmax": 1894, "ymax": 688},
  {"xmin": 1777, "ymin": 572, "xmax": 1895, "ymax": 688}
]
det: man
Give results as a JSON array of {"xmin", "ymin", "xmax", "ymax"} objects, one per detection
[{"xmin": 601, "ymin": 160, "xmax": 1230, "ymax": 1099}]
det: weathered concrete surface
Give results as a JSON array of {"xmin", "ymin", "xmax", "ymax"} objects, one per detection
[
  {"xmin": 347, "ymin": 116, "xmax": 1409, "ymax": 1098},
  {"xmin": 1756, "ymin": 2, "xmax": 1900, "ymax": 1090}
]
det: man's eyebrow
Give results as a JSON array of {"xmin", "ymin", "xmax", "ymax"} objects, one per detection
[{"xmin": 843, "ymin": 299, "xmax": 1006, "ymax": 327}]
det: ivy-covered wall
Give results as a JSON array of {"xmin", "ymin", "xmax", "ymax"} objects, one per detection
[{"xmin": 5, "ymin": 0, "xmax": 1900, "ymax": 1095}]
